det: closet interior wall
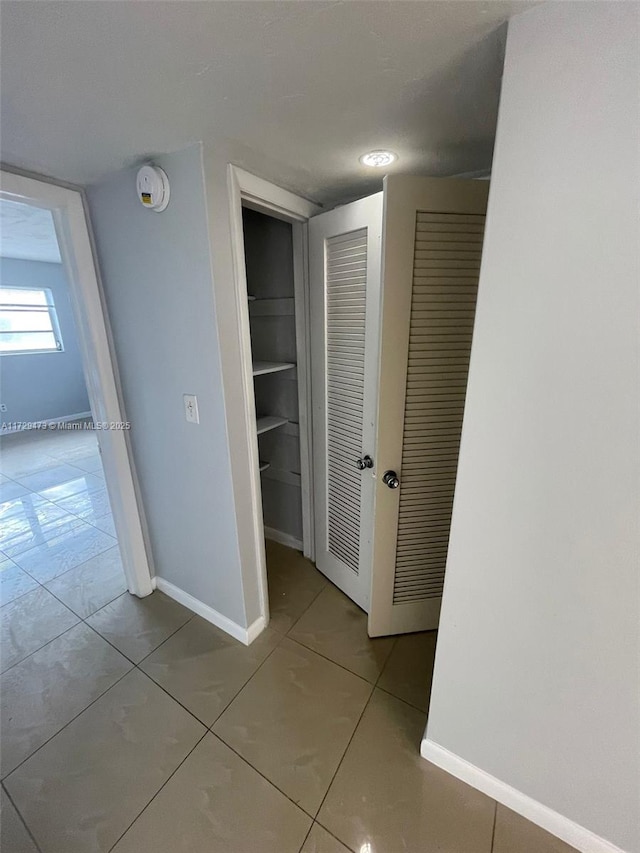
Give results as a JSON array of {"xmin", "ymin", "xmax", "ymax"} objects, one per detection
[{"xmin": 243, "ymin": 207, "xmax": 303, "ymax": 547}]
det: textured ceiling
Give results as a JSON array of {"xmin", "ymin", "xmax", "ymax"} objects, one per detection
[
  {"xmin": 0, "ymin": 200, "xmax": 61, "ymax": 264},
  {"xmin": 0, "ymin": 1, "xmax": 534, "ymax": 204}
]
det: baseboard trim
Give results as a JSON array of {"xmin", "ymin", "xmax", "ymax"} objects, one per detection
[
  {"xmin": 420, "ymin": 739, "xmax": 627, "ymax": 853},
  {"xmin": 1, "ymin": 411, "xmax": 92, "ymax": 435},
  {"xmin": 154, "ymin": 577, "xmax": 265, "ymax": 646},
  {"xmin": 264, "ymin": 526, "xmax": 303, "ymax": 552}
]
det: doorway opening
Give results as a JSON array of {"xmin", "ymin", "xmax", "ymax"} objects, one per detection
[
  {"xmin": 0, "ymin": 197, "xmax": 127, "ymax": 615},
  {"xmin": 0, "ymin": 169, "xmax": 153, "ymax": 621}
]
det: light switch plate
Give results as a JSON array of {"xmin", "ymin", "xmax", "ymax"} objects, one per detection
[{"xmin": 183, "ymin": 394, "xmax": 199, "ymax": 424}]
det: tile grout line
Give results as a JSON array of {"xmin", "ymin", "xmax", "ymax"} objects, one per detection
[
  {"xmin": 311, "ymin": 821, "xmax": 358, "ymax": 853},
  {"xmin": 1, "ymin": 666, "xmax": 133, "ymax": 784},
  {"xmin": 2, "ymin": 535, "xmax": 119, "ymax": 609},
  {"xmin": 309, "ymin": 635, "xmax": 401, "ymax": 836},
  {"xmin": 297, "ymin": 822, "xmax": 315, "ymax": 853},
  {"xmin": 2, "ymin": 610, "xmax": 199, "ymax": 783},
  {"xmin": 1, "ymin": 780, "xmax": 45, "ymax": 853},
  {"xmin": 207, "ymin": 726, "xmax": 320, "ymax": 822},
  {"xmin": 490, "ymin": 799, "xmax": 498, "ymax": 852},
  {"xmin": 312, "ymin": 687, "xmax": 376, "ymax": 824},
  {"xmin": 374, "ymin": 682, "xmax": 429, "ymax": 715},
  {"xmin": 284, "ymin": 634, "xmax": 378, "ymax": 686},
  {"xmin": 204, "ymin": 629, "xmax": 289, "ymax": 730},
  {"xmin": 1, "ymin": 468, "xmax": 118, "ymax": 611},
  {"xmin": 96, "ymin": 621, "xmax": 299, "ymax": 848},
  {"xmin": 0, "ymin": 618, "xmax": 81, "ymax": 678},
  {"xmin": 3, "ymin": 515, "xmax": 412, "ymax": 853},
  {"xmin": 106, "ymin": 729, "xmax": 209, "ymax": 852}
]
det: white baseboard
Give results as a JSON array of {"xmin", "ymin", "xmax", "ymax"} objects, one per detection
[
  {"xmin": 1, "ymin": 411, "xmax": 92, "ymax": 435},
  {"xmin": 421, "ymin": 739, "xmax": 627, "ymax": 853},
  {"xmin": 154, "ymin": 576, "xmax": 265, "ymax": 646},
  {"xmin": 264, "ymin": 526, "xmax": 303, "ymax": 552}
]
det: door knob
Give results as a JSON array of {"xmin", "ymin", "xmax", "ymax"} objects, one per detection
[
  {"xmin": 382, "ymin": 470, "xmax": 400, "ymax": 489},
  {"xmin": 356, "ymin": 455, "xmax": 374, "ymax": 470}
]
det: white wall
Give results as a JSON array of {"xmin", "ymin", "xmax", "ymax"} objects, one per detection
[
  {"xmin": 425, "ymin": 4, "xmax": 639, "ymax": 852},
  {"xmin": 87, "ymin": 144, "xmax": 249, "ymax": 629},
  {"xmin": 0, "ymin": 258, "xmax": 90, "ymax": 424}
]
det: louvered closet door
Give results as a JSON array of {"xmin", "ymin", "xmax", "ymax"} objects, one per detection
[
  {"xmin": 310, "ymin": 193, "xmax": 383, "ymax": 610},
  {"xmin": 368, "ymin": 176, "xmax": 489, "ymax": 636}
]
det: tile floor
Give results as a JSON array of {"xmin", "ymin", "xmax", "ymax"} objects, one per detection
[{"xmin": 1, "ymin": 433, "xmax": 578, "ymax": 852}]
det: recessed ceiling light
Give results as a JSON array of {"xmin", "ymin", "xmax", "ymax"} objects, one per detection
[{"xmin": 359, "ymin": 150, "xmax": 398, "ymax": 168}]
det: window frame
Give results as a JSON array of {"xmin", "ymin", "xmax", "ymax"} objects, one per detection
[{"xmin": 0, "ymin": 284, "xmax": 65, "ymax": 356}]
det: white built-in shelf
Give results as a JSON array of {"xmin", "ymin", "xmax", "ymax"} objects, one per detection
[
  {"xmin": 249, "ymin": 297, "xmax": 295, "ymax": 317},
  {"xmin": 256, "ymin": 415, "xmax": 288, "ymax": 436},
  {"xmin": 261, "ymin": 466, "xmax": 301, "ymax": 487},
  {"xmin": 253, "ymin": 361, "xmax": 295, "ymax": 377},
  {"xmin": 259, "ymin": 460, "xmax": 270, "ymax": 473}
]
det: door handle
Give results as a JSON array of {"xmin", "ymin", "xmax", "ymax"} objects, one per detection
[
  {"xmin": 382, "ymin": 470, "xmax": 400, "ymax": 489},
  {"xmin": 356, "ymin": 455, "xmax": 374, "ymax": 470}
]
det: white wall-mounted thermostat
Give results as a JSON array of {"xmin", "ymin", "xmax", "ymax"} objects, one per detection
[{"xmin": 136, "ymin": 164, "xmax": 170, "ymax": 212}]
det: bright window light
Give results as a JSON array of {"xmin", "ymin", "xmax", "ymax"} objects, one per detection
[
  {"xmin": 359, "ymin": 150, "xmax": 398, "ymax": 168},
  {"xmin": 0, "ymin": 287, "xmax": 64, "ymax": 355}
]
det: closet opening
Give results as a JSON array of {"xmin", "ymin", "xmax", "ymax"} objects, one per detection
[
  {"xmin": 236, "ymin": 195, "xmax": 318, "ymax": 630},
  {"xmin": 243, "ymin": 207, "xmax": 304, "ymax": 549}
]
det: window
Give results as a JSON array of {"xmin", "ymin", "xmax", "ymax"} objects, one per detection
[{"xmin": 0, "ymin": 287, "xmax": 64, "ymax": 355}]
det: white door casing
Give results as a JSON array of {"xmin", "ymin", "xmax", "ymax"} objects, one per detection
[
  {"xmin": 0, "ymin": 168, "xmax": 154, "ymax": 597},
  {"xmin": 310, "ymin": 193, "xmax": 383, "ymax": 610}
]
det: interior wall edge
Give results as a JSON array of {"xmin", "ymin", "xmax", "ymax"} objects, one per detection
[{"xmin": 421, "ymin": 739, "xmax": 629, "ymax": 853}]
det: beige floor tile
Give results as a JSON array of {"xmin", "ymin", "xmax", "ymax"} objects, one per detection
[
  {"xmin": 1, "ymin": 586, "xmax": 79, "ymax": 673},
  {"xmin": 301, "ymin": 823, "xmax": 352, "ymax": 853},
  {"xmin": 318, "ymin": 689, "xmax": 495, "ymax": 853},
  {"xmin": 213, "ymin": 637, "xmax": 372, "ymax": 816},
  {"xmin": 141, "ymin": 615, "xmax": 282, "ymax": 725},
  {"xmin": 377, "ymin": 630, "xmax": 437, "ymax": 712},
  {"xmin": 493, "ymin": 805, "xmax": 580, "ymax": 853},
  {"xmin": 288, "ymin": 584, "xmax": 395, "ymax": 683},
  {"xmin": 45, "ymin": 546, "xmax": 127, "ymax": 618},
  {"xmin": 0, "ymin": 787, "xmax": 38, "ymax": 853},
  {"xmin": 4, "ymin": 669, "xmax": 205, "ymax": 853},
  {"xmin": 86, "ymin": 590, "xmax": 192, "ymax": 663},
  {"xmin": 266, "ymin": 540, "xmax": 326, "ymax": 633},
  {"xmin": 111, "ymin": 732, "xmax": 311, "ymax": 853},
  {"xmin": 1, "ymin": 623, "xmax": 132, "ymax": 777}
]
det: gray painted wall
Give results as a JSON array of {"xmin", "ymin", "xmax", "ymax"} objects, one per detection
[
  {"xmin": 0, "ymin": 258, "xmax": 90, "ymax": 424},
  {"xmin": 87, "ymin": 144, "xmax": 247, "ymax": 628},
  {"xmin": 426, "ymin": 4, "xmax": 639, "ymax": 851}
]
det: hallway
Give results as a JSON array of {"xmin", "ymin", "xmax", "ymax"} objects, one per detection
[{"xmin": 2, "ymin": 523, "xmax": 574, "ymax": 852}]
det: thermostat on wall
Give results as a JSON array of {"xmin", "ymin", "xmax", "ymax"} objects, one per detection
[{"xmin": 136, "ymin": 164, "xmax": 170, "ymax": 212}]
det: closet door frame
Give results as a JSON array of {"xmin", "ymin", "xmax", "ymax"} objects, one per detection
[{"xmin": 226, "ymin": 165, "xmax": 320, "ymax": 634}]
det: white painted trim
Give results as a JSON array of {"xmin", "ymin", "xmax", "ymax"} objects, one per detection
[
  {"xmin": 421, "ymin": 740, "xmax": 627, "ymax": 853},
  {"xmin": 225, "ymin": 164, "xmax": 320, "ymax": 633},
  {"xmin": 155, "ymin": 576, "xmax": 263, "ymax": 646},
  {"xmin": 245, "ymin": 614, "xmax": 267, "ymax": 644},
  {"xmin": 264, "ymin": 525, "xmax": 303, "ymax": 553},
  {"xmin": 231, "ymin": 167, "xmax": 319, "ymax": 222},
  {"xmin": 0, "ymin": 169, "xmax": 154, "ymax": 598},
  {"xmin": 226, "ymin": 165, "xmax": 271, "ymax": 630},
  {"xmin": 292, "ymin": 221, "xmax": 315, "ymax": 562},
  {"xmin": 0, "ymin": 411, "xmax": 92, "ymax": 434}
]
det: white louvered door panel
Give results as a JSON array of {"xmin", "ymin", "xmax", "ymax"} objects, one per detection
[
  {"xmin": 369, "ymin": 176, "xmax": 489, "ymax": 636},
  {"xmin": 393, "ymin": 211, "xmax": 485, "ymax": 604},
  {"xmin": 326, "ymin": 229, "xmax": 367, "ymax": 572},
  {"xmin": 310, "ymin": 194, "xmax": 383, "ymax": 610}
]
